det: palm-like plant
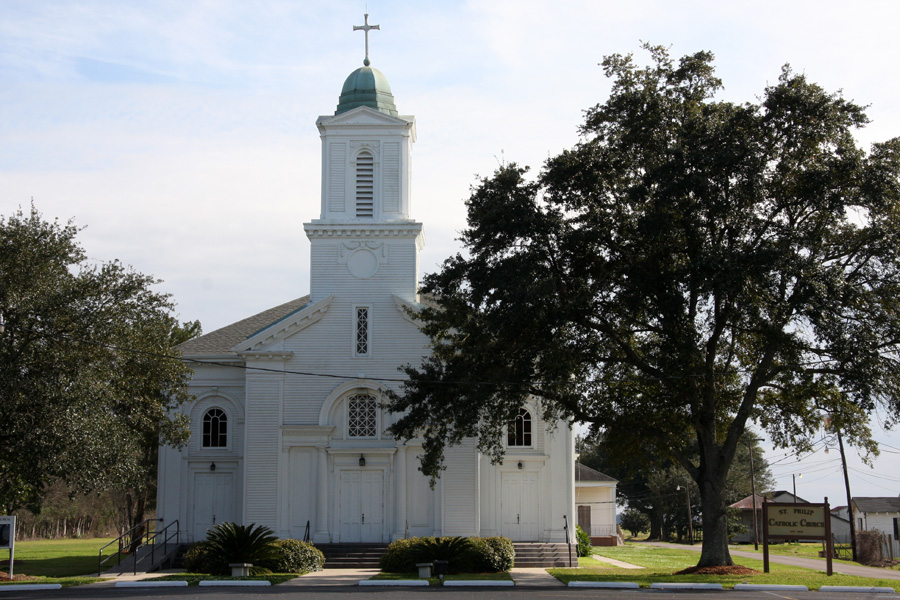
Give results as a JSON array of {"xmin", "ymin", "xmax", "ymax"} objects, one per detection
[{"xmin": 205, "ymin": 522, "xmax": 279, "ymax": 570}]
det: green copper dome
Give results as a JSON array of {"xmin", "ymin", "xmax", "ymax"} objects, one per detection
[{"xmin": 335, "ymin": 65, "xmax": 398, "ymax": 116}]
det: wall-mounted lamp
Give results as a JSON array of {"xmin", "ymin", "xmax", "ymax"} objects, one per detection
[
  {"xmin": 517, "ymin": 461, "xmax": 523, "ymax": 470},
  {"xmin": 210, "ymin": 462, "xmax": 216, "ymax": 472},
  {"xmin": 359, "ymin": 454, "xmax": 366, "ymax": 467}
]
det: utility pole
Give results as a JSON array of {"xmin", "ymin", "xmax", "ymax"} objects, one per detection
[
  {"xmin": 748, "ymin": 439, "xmax": 760, "ymax": 550},
  {"xmin": 793, "ymin": 473, "xmax": 802, "ymax": 501},
  {"xmin": 837, "ymin": 429, "xmax": 858, "ymax": 561},
  {"xmin": 684, "ymin": 484, "xmax": 694, "ymax": 544}
]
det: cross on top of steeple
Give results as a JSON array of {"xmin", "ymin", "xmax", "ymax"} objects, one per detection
[{"xmin": 353, "ymin": 13, "xmax": 380, "ymax": 67}]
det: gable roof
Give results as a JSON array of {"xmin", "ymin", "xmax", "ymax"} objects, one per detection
[
  {"xmin": 575, "ymin": 463, "xmax": 617, "ymax": 483},
  {"xmin": 177, "ymin": 296, "xmax": 311, "ymax": 357},
  {"xmin": 730, "ymin": 494, "xmax": 767, "ymax": 510},
  {"xmin": 853, "ymin": 497, "xmax": 900, "ymax": 513}
]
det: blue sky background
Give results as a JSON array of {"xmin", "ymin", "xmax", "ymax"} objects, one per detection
[{"xmin": 2, "ymin": 0, "xmax": 899, "ymax": 505}]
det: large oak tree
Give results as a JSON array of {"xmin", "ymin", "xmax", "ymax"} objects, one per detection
[
  {"xmin": 388, "ymin": 46, "xmax": 900, "ymax": 566},
  {"xmin": 0, "ymin": 206, "xmax": 193, "ymax": 514}
]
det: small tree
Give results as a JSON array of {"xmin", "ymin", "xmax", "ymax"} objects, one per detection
[{"xmin": 620, "ymin": 508, "xmax": 650, "ymax": 538}]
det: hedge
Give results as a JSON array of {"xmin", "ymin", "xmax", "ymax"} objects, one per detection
[{"xmin": 379, "ymin": 536, "xmax": 514, "ymax": 573}]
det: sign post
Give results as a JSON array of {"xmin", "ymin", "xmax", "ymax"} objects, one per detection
[
  {"xmin": 762, "ymin": 497, "xmax": 832, "ymax": 575},
  {"xmin": 0, "ymin": 516, "xmax": 15, "ymax": 579}
]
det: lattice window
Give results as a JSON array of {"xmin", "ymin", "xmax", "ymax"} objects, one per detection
[
  {"xmin": 355, "ymin": 151, "xmax": 374, "ymax": 218},
  {"xmin": 355, "ymin": 307, "xmax": 369, "ymax": 356},
  {"xmin": 507, "ymin": 408, "xmax": 532, "ymax": 447},
  {"xmin": 202, "ymin": 408, "xmax": 228, "ymax": 448},
  {"xmin": 348, "ymin": 394, "xmax": 377, "ymax": 438}
]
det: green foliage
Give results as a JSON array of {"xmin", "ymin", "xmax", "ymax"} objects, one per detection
[
  {"xmin": 379, "ymin": 537, "xmax": 423, "ymax": 572},
  {"xmin": 183, "ymin": 541, "xmax": 226, "ymax": 575},
  {"xmin": 466, "ymin": 537, "xmax": 515, "ymax": 572},
  {"xmin": 203, "ymin": 522, "xmax": 279, "ymax": 575},
  {"xmin": 0, "ymin": 205, "xmax": 194, "ymax": 512},
  {"xmin": 576, "ymin": 525, "xmax": 592, "ymax": 557},
  {"xmin": 726, "ymin": 506, "xmax": 747, "ymax": 542},
  {"xmin": 257, "ymin": 539, "xmax": 325, "ymax": 573},
  {"xmin": 379, "ymin": 536, "xmax": 513, "ymax": 573},
  {"xmin": 387, "ymin": 44, "xmax": 900, "ymax": 567},
  {"xmin": 620, "ymin": 508, "xmax": 650, "ymax": 538}
]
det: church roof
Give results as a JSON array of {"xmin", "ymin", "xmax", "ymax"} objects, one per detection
[
  {"xmin": 575, "ymin": 462, "xmax": 617, "ymax": 483},
  {"xmin": 730, "ymin": 494, "xmax": 767, "ymax": 510},
  {"xmin": 177, "ymin": 295, "xmax": 310, "ymax": 356},
  {"xmin": 853, "ymin": 497, "xmax": 900, "ymax": 513},
  {"xmin": 335, "ymin": 65, "xmax": 398, "ymax": 116}
]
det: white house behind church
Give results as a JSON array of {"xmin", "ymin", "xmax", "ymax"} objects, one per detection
[{"xmin": 156, "ymin": 36, "xmax": 579, "ymax": 547}]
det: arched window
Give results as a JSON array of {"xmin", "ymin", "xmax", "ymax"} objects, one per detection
[
  {"xmin": 507, "ymin": 408, "xmax": 532, "ymax": 447},
  {"xmin": 355, "ymin": 151, "xmax": 375, "ymax": 218},
  {"xmin": 347, "ymin": 393, "xmax": 377, "ymax": 438},
  {"xmin": 202, "ymin": 408, "xmax": 228, "ymax": 448}
]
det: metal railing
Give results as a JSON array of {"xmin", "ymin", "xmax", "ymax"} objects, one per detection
[
  {"xmin": 98, "ymin": 518, "xmax": 180, "ymax": 576},
  {"xmin": 303, "ymin": 520, "xmax": 311, "ymax": 543}
]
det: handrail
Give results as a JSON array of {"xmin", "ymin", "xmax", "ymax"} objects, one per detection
[
  {"xmin": 303, "ymin": 520, "xmax": 311, "ymax": 543},
  {"xmin": 98, "ymin": 518, "xmax": 179, "ymax": 576},
  {"xmin": 564, "ymin": 514, "xmax": 573, "ymax": 567}
]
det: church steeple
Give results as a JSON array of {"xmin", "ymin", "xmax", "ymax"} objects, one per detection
[{"xmin": 305, "ymin": 14, "xmax": 422, "ymax": 304}]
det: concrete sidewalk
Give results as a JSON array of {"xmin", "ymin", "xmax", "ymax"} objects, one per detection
[
  {"xmin": 82, "ymin": 569, "xmax": 185, "ymax": 588},
  {"xmin": 281, "ymin": 568, "xmax": 379, "ymax": 586},
  {"xmin": 639, "ymin": 541, "xmax": 900, "ymax": 581}
]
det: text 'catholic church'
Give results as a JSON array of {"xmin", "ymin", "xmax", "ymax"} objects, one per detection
[{"xmin": 156, "ymin": 18, "xmax": 585, "ymax": 547}]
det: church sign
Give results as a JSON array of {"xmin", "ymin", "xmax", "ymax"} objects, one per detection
[
  {"xmin": 765, "ymin": 504, "xmax": 827, "ymax": 537},
  {"xmin": 0, "ymin": 515, "xmax": 15, "ymax": 578},
  {"xmin": 761, "ymin": 498, "xmax": 832, "ymax": 576}
]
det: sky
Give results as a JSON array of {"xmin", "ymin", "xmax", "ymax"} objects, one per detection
[{"xmin": 2, "ymin": 0, "xmax": 900, "ymax": 506}]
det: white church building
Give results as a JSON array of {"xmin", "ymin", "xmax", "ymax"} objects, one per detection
[{"xmin": 156, "ymin": 24, "xmax": 577, "ymax": 546}]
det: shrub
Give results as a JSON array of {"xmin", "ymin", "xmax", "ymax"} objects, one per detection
[
  {"xmin": 379, "ymin": 536, "xmax": 514, "ymax": 573},
  {"xmin": 576, "ymin": 524, "xmax": 592, "ymax": 557},
  {"xmin": 857, "ymin": 529, "xmax": 884, "ymax": 564},
  {"xmin": 379, "ymin": 537, "xmax": 423, "ymax": 572},
  {"xmin": 204, "ymin": 522, "xmax": 279, "ymax": 575},
  {"xmin": 258, "ymin": 539, "xmax": 325, "ymax": 573},
  {"xmin": 183, "ymin": 541, "xmax": 227, "ymax": 575},
  {"xmin": 465, "ymin": 536, "xmax": 515, "ymax": 572}
]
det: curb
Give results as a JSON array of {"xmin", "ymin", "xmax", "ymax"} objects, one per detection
[
  {"xmin": 115, "ymin": 581, "xmax": 188, "ymax": 587},
  {"xmin": 569, "ymin": 581, "xmax": 640, "ymax": 589},
  {"xmin": 734, "ymin": 584, "xmax": 809, "ymax": 592},
  {"xmin": 819, "ymin": 586, "xmax": 896, "ymax": 593},
  {"xmin": 650, "ymin": 582, "xmax": 724, "ymax": 590},
  {"xmin": 359, "ymin": 580, "xmax": 429, "ymax": 586},
  {"xmin": 198, "ymin": 580, "xmax": 272, "ymax": 586},
  {"xmin": 444, "ymin": 580, "xmax": 515, "ymax": 586},
  {"xmin": 0, "ymin": 584, "xmax": 63, "ymax": 591}
]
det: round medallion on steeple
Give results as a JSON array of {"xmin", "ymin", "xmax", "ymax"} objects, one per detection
[{"xmin": 335, "ymin": 65, "xmax": 398, "ymax": 116}]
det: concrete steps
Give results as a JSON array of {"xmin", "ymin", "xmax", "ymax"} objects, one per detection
[
  {"xmin": 512, "ymin": 542, "xmax": 576, "ymax": 567},
  {"xmin": 317, "ymin": 543, "xmax": 389, "ymax": 569}
]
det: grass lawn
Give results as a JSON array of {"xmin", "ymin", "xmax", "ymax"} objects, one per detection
[
  {"xmin": 550, "ymin": 544, "xmax": 898, "ymax": 590},
  {"xmin": 154, "ymin": 573, "xmax": 298, "ymax": 585},
  {"xmin": 731, "ymin": 541, "xmax": 861, "ymax": 564},
  {"xmin": 1, "ymin": 538, "xmax": 116, "ymax": 578}
]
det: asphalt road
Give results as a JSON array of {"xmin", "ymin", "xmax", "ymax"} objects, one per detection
[{"xmin": 1, "ymin": 586, "xmax": 899, "ymax": 600}]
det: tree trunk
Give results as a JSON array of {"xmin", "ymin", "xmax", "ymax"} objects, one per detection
[
  {"xmin": 696, "ymin": 465, "xmax": 734, "ymax": 566},
  {"xmin": 648, "ymin": 509, "xmax": 663, "ymax": 541}
]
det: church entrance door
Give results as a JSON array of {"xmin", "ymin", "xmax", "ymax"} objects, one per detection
[
  {"xmin": 339, "ymin": 470, "xmax": 384, "ymax": 542},
  {"xmin": 193, "ymin": 472, "xmax": 235, "ymax": 541},
  {"xmin": 500, "ymin": 471, "xmax": 539, "ymax": 541}
]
